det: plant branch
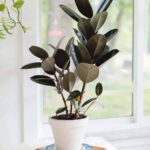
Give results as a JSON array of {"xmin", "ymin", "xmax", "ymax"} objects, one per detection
[
  {"xmin": 16, "ymin": 8, "xmax": 26, "ymax": 33},
  {"xmin": 75, "ymin": 82, "xmax": 86, "ymax": 118},
  {"xmin": 54, "ymin": 74, "xmax": 68, "ymax": 116},
  {"xmin": 78, "ymin": 82, "xmax": 86, "ymax": 106},
  {"xmin": 70, "ymin": 101, "xmax": 73, "ymax": 115},
  {"xmin": 11, "ymin": 0, "xmax": 26, "ymax": 32},
  {"xmin": 6, "ymin": 7, "xmax": 16, "ymax": 28}
]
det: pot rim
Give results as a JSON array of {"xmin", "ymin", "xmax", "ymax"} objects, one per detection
[
  {"xmin": 49, "ymin": 115, "xmax": 88, "ymax": 122},
  {"xmin": 49, "ymin": 116, "xmax": 88, "ymax": 128}
]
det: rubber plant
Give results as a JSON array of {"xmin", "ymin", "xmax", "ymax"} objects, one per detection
[
  {"xmin": 0, "ymin": 0, "xmax": 26, "ymax": 39},
  {"xmin": 21, "ymin": 0, "xmax": 119, "ymax": 119}
]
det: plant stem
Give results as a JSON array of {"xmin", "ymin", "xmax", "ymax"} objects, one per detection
[
  {"xmin": 60, "ymin": 92, "xmax": 68, "ymax": 116},
  {"xmin": 6, "ymin": 7, "xmax": 16, "ymax": 28},
  {"xmin": 75, "ymin": 110, "xmax": 80, "ymax": 119},
  {"xmin": 11, "ymin": 0, "xmax": 26, "ymax": 33},
  {"xmin": 54, "ymin": 74, "xmax": 68, "ymax": 116},
  {"xmin": 78, "ymin": 82, "xmax": 86, "ymax": 106},
  {"xmin": 75, "ymin": 83, "xmax": 86, "ymax": 118},
  {"xmin": 70, "ymin": 101, "xmax": 73, "ymax": 115},
  {"xmin": 16, "ymin": 8, "xmax": 26, "ymax": 33}
]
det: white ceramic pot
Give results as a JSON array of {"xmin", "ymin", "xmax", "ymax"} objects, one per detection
[{"xmin": 49, "ymin": 116, "xmax": 88, "ymax": 150}]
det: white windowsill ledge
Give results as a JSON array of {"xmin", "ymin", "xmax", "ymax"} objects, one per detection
[{"xmin": 9, "ymin": 137, "xmax": 117, "ymax": 150}]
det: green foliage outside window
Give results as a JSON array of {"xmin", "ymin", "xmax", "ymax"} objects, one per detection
[{"xmin": 0, "ymin": 0, "xmax": 26, "ymax": 39}]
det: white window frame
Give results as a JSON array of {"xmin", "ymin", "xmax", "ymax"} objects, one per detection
[
  {"xmin": 20, "ymin": 0, "xmax": 41, "ymax": 144},
  {"xmin": 21, "ymin": 0, "xmax": 150, "ymax": 144}
]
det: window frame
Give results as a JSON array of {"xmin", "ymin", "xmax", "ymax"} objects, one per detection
[
  {"xmin": 22, "ymin": 0, "xmax": 150, "ymax": 143},
  {"xmin": 21, "ymin": 0, "xmax": 41, "ymax": 143}
]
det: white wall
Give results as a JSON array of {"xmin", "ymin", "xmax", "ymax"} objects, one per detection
[
  {"xmin": 0, "ymin": 29, "xmax": 22, "ymax": 147},
  {"xmin": 0, "ymin": 0, "xmax": 39, "ymax": 147}
]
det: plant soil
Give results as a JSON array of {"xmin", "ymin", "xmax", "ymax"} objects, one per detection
[{"xmin": 51, "ymin": 114, "xmax": 87, "ymax": 120}]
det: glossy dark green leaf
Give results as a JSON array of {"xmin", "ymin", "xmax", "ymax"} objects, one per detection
[
  {"xmin": 29, "ymin": 46, "xmax": 49, "ymax": 59},
  {"xmin": 86, "ymin": 35, "xmax": 98, "ymax": 58},
  {"xmin": 71, "ymin": 43, "xmax": 92, "ymax": 64},
  {"xmin": 73, "ymin": 28, "xmax": 87, "ymax": 44},
  {"xmin": 31, "ymin": 75, "xmax": 50, "ymax": 79},
  {"xmin": 65, "ymin": 37, "xmax": 74, "ymax": 54},
  {"xmin": 31, "ymin": 75, "xmax": 55, "ymax": 86},
  {"xmin": 62, "ymin": 72, "xmax": 76, "ymax": 92},
  {"xmin": 75, "ymin": 0, "xmax": 93, "ymax": 18},
  {"xmin": 70, "ymin": 44, "xmax": 81, "ymax": 66},
  {"xmin": 78, "ymin": 18, "xmax": 95, "ymax": 40},
  {"xmin": 93, "ymin": 35, "xmax": 107, "ymax": 58},
  {"xmin": 41, "ymin": 57, "xmax": 55, "ymax": 74},
  {"xmin": 104, "ymin": 29, "xmax": 118, "ymax": 41},
  {"xmin": 60, "ymin": 5, "xmax": 80, "ymax": 21},
  {"xmin": 96, "ymin": 49, "xmax": 119, "ymax": 66},
  {"xmin": 86, "ymin": 34, "xmax": 106, "ymax": 58},
  {"xmin": 92, "ymin": 45, "xmax": 109, "ymax": 64},
  {"xmin": 67, "ymin": 90, "xmax": 81, "ymax": 101},
  {"xmin": 82, "ymin": 97, "xmax": 97, "ymax": 107},
  {"xmin": 104, "ymin": 45, "xmax": 110, "ymax": 53},
  {"xmin": 54, "ymin": 49, "xmax": 70, "ymax": 69},
  {"xmin": 56, "ymin": 107, "xmax": 67, "ymax": 115},
  {"xmin": 97, "ymin": 0, "xmax": 113, "ymax": 13},
  {"xmin": 90, "ymin": 11, "xmax": 108, "ymax": 32},
  {"xmin": 76, "ymin": 63, "xmax": 99, "ymax": 83},
  {"xmin": 21, "ymin": 62, "xmax": 41, "ymax": 69},
  {"xmin": 78, "ymin": 42, "xmax": 91, "ymax": 63},
  {"xmin": 95, "ymin": 82, "xmax": 103, "ymax": 96}
]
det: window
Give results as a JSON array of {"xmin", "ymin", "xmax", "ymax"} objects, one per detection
[
  {"xmin": 41, "ymin": 0, "xmax": 133, "ymax": 121},
  {"xmin": 144, "ymin": 0, "xmax": 150, "ymax": 116},
  {"xmin": 22, "ymin": 0, "xmax": 150, "ymax": 142}
]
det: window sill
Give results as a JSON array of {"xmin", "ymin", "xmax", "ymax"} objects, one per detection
[
  {"xmin": 39, "ymin": 117, "xmax": 150, "ymax": 140},
  {"xmin": 16, "ymin": 137, "xmax": 117, "ymax": 150}
]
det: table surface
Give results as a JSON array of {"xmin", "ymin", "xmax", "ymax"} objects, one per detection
[
  {"xmin": 9, "ymin": 137, "xmax": 117, "ymax": 150},
  {"xmin": 36, "ymin": 143, "xmax": 105, "ymax": 150}
]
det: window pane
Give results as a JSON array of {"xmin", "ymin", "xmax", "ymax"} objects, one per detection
[
  {"xmin": 41, "ymin": 0, "xmax": 49, "ymax": 47},
  {"xmin": 41, "ymin": 0, "xmax": 133, "ymax": 121},
  {"xmin": 144, "ymin": 0, "xmax": 150, "ymax": 115}
]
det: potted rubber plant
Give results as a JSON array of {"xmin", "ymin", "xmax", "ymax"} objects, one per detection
[{"xmin": 21, "ymin": 0, "xmax": 119, "ymax": 150}]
